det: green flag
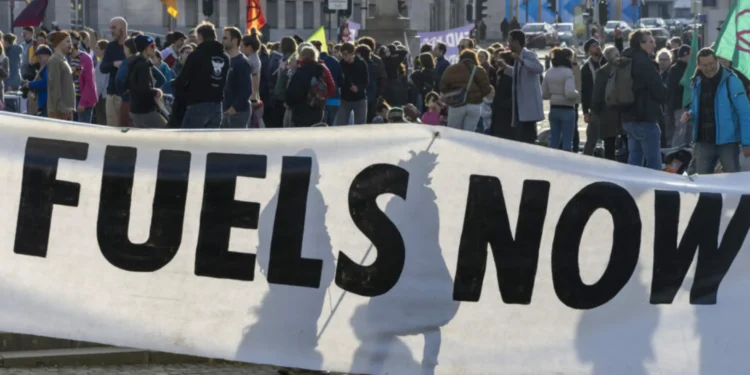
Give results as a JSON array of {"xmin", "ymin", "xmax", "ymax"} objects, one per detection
[
  {"xmin": 680, "ymin": 26, "xmax": 700, "ymax": 108},
  {"xmin": 714, "ymin": 0, "xmax": 750, "ymax": 79}
]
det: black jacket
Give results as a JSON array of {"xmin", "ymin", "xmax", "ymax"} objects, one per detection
[
  {"xmin": 172, "ymin": 40, "xmax": 230, "ymax": 105},
  {"xmin": 620, "ymin": 47, "xmax": 667, "ymax": 123},
  {"xmin": 285, "ymin": 61, "xmax": 325, "ymax": 126},
  {"xmin": 340, "ymin": 56, "xmax": 369, "ymax": 102},
  {"xmin": 581, "ymin": 56, "xmax": 604, "ymax": 115},
  {"xmin": 127, "ymin": 55, "xmax": 159, "ymax": 114}
]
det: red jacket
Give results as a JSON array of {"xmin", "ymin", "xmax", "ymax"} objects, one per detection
[{"xmin": 315, "ymin": 60, "xmax": 336, "ymax": 98}]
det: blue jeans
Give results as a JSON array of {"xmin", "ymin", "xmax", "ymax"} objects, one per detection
[
  {"xmin": 182, "ymin": 102, "xmax": 222, "ymax": 129},
  {"xmin": 693, "ymin": 142, "xmax": 741, "ymax": 174},
  {"xmin": 325, "ymin": 105, "xmax": 338, "ymax": 125},
  {"xmin": 548, "ymin": 107, "xmax": 576, "ymax": 151},
  {"xmin": 623, "ymin": 121, "xmax": 662, "ymax": 170},
  {"xmin": 74, "ymin": 107, "xmax": 94, "ymax": 123}
]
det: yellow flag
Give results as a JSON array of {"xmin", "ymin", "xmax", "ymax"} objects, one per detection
[
  {"xmin": 306, "ymin": 27, "xmax": 328, "ymax": 53},
  {"xmin": 162, "ymin": 0, "xmax": 178, "ymax": 18}
]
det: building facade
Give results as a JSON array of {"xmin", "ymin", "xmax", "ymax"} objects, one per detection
[{"xmin": 2, "ymin": 0, "xmax": 482, "ymax": 42}]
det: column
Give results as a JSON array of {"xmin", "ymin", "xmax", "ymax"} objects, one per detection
[
  {"xmin": 177, "ymin": 0, "xmax": 186, "ymax": 28},
  {"xmin": 278, "ymin": 0, "xmax": 286, "ymax": 29},
  {"xmin": 313, "ymin": 0, "xmax": 321, "ymax": 28},
  {"xmin": 241, "ymin": 0, "xmax": 248, "ymax": 32},
  {"xmin": 296, "ymin": 0, "xmax": 303, "ymax": 31},
  {"xmin": 360, "ymin": 0, "xmax": 367, "ymax": 29},
  {"xmin": 443, "ymin": 0, "xmax": 451, "ymax": 30},
  {"xmin": 219, "ymin": 0, "xmax": 228, "ymax": 27}
]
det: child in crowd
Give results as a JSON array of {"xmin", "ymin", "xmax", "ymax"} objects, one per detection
[
  {"xmin": 421, "ymin": 91, "xmax": 444, "ymax": 126},
  {"xmin": 371, "ymin": 100, "xmax": 390, "ymax": 123}
]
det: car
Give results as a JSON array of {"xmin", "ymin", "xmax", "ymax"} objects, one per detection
[
  {"xmin": 554, "ymin": 23, "xmax": 575, "ymax": 46},
  {"xmin": 522, "ymin": 23, "xmax": 559, "ymax": 48},
  {"xmin": 635, "ymin": 17, "xmax": 667, "ymax": 29},
  {"xmin": 603, "ymin": 20, "xmax": 632, "ymax": 41},
  {"xmin": 648, "ymin": 27, "xmax": 671, "ymax": 50}
]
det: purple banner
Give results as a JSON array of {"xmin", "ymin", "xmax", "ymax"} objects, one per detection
[
  {"xmin": 417, "ymin": 24, "xmax": 474, "ymax": 63},
  {"xmin": 347, "ymin": 20, "xmax": 360, "ymax": 41}
]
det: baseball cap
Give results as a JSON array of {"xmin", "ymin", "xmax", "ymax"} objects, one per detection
[{"xmin": 678, "ymin": 45, "xmax": 691, "ymax": 58}]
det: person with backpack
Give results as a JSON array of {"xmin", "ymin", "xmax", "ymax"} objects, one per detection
[
  {"xmin": 335, "ymin": 42, "xmax": 369, "ymax": 125},
  {"xmin": 681, "ymin": 48, "xmax": 750, "ymax": 174},
  {"xmin": 616, "ymin": 29, "xmax": 666, "ymax": 170},
  {"xmin": 590, "ymin": 46, "xmax": 623, "ymax": 160},
  {"xmin": 310, "ymin": 40, "xmax": 341, "ymax": 125},
  {"xmin": 285, "ymin": 46, "xmax": 335, "ymax": 127}
]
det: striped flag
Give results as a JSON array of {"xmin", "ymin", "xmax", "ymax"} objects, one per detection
[
  {"xmin": 162, "ymin": 0, "xmax": 178, "ymax": 18},
  {"xmin": 11, "ymin": 0, "xmax": 48, "ymax": 28}
]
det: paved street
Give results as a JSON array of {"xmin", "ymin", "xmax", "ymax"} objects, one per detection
[{"xmin": 0, "ymin": 364, "xmax": 336, "ymax": 375}]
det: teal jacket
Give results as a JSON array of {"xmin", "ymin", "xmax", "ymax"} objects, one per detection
[{"xmin": 689, "ymin": 67, "xmax": 750, "ymax": 146}]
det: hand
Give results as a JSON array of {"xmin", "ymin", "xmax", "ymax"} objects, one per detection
[
  {"xmin": 77, "ymin": 105, "xmax": 84, "ymax": 113},
  {"xmin": 496, "ymin": 59, "xmax": 507, "ymax": 69},
  {"xmin": 350, "ymin": 85, "xmax": 358, "ymax": 93},
  {"xmin": 744, "ymin": 147, "xmax": 750, "ymax": 158},
  {"xmin": 680, "ymin": 112, "xmax": 692, "ymax": 124},
  {"xmin": 225, "ymin": 106, "xmax": 237, "ymax": 116},
  {"xmin": 154, "ymin": 89, "xmax": 163, "ymax": 100},
  {"xmin": 511, "ymin": 53, "xmax": 522, "ymax": 62},
  {"xmin": 22, "ymin": 81, "xmax": 29, "ymax": 89},
  {"xmin": 584, "ymin": 113, "xmax": 590, "ymax": 123},
  {"xmin": 114, "ymin": 60, "xmax": 122, "ymax": 68}
]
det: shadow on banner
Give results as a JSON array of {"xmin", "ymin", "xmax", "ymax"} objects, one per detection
[
  {"xmin": 235, "ymin": 149, "xmax": 335, "ymax": 371},
  {"xmin": 348, "ymin": 151, "xmax": 460, "ymax": 375}
]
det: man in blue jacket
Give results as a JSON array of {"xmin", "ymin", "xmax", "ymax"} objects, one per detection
[{"xmin": 682, "ymin": 47, "xmax": 750, "ymax": 174}]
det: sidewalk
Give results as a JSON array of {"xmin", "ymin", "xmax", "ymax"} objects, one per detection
[{"xmin": 0, "ymin": 364, "xmax": 329, "ymax": 375}]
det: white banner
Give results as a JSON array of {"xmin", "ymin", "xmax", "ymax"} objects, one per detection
[{"xmin": 1, "ymin": 113, "xmax": 750, "ymax": 375}]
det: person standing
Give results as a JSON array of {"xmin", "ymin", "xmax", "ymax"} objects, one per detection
[
  {"xmin": 20, "ymin": 27, "xmax": 35, "ymax": 80},
  {"xmin": 0, "ymin": 42, "xmax": 7, "ymax": 108},
  {"xmin": 2, "ymin": 33, "xmax": 23, "ymax": 91},
  {"xmin": 620, "ymin": 29, "xmax": 666, "ymax": 170},
  {"xmin": 285, "ymin": 46, "xmax": 335, "ymax": 127},
  {"xmin": 666, "ymin": 45, "xmax": 691, "ymax": 147},
  {"xmin": 682, "ymin": 48, "xmax": 750, "ymax": 174},
  {"xmin": 312, "ymin": 40, "xmax": 341, "ymax": 125},
  {"xmin": 505, "ymin": 29, "xmax": 545, "ymax": 143},
  {"xmin": 590, "ymin": 46, "xmax": 623, "ymax": 160},
  {"xmin": 162, "ymin": 31, "xmax": 186, "ymax": 68},
  {"xmin": 24, "ymin": 46, "xmax": 52, "ymax": 117},
  {"xmin": 440, "ymin": 49, "xmax": 492, "ymax": 131},
  {"xmin": 93, "ymin": 39, "xmax": 110, "ymax": 125},
  {"xmin": 46, "ymin": 32, "xmax": 76, "ymax": 121},
  {"xmin": 172, "ymin": 22, "xmax": 229, "ymax": 129},
  {"xmin": 222, "ymin": 27, "xmax": 252, "ymax": 128},
  {"xmin": 127, "ymin": 35, "xmax": 166, "ymax": 128},
  {"xmin": 100, "ymin": 17, "xmax": 128, "ymax": 126},
  {"xmin": 432, "ymin": 42, "xmax": 450, "ymax": 90},
  {"xmin": 68, "ymin": 31, "xmax": 97, "ymax": 123},
  {"xmin": 542, "ymin": 47, "xmax": 580, "ymax": 151},
  {"xmin": 335, "ymin": 42, "xmax": 369, "ymax": 125}
]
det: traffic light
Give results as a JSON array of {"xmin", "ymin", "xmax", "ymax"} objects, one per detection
[
  {"xmin": 598, "ymin": 0, "xmax": 608, "ymax": 25},
  {"xmin": 582, "ymin": 7, "xmax": 593, "ymax": 24},
  {"xmin": 398, "ymin": 0, "xmax": 408, "ymax": 15},
  {"xmin": 202, "ymin": 0, "xmax": 213, "ymax": 17},
  {"xmin": 466, "ymin": 3, "xmax": 474, "ymax": 22},
  {"xmin": 476, "ymin": 0, "xmax": 489, "ymax": 22},
  {"xmin": 338, "ymin": 0, "xmax": 353, "ymax": 18},
  {"xmin": 547, "ymin": 0, "xmax": 557, "ymax": 12}
]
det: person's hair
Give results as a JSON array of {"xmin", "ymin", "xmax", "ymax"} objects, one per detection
[
  {"xmin": 498, "ymin": 50, "xmax": 514, "ymax": 66},
  {"xmin": 334, "ymin": 43, "xmax": 342, "ymax": 52},
  {"xmin": 22, "ymin": 26, "xmax": 34, "ymax": 34},
  {"xmin": 420, "ymin": 44, "xmax": 433, "ymax": 53},
  {"xmin": 299, "ymin": 46, "xmax": 318, "ymax": 62},
  {"xmin": 79, "ymin": 30, "xmax": 89, "ymax": 41},
  {"xmin": 197, "ymin": 22, "xmax": 217, "ymax": 42},
  {"xmin": 270, "ymin": 42, "xmax": 280, "ymax": 51},
  {"xmin": 459, "ymin": 49, "xmax": 480, "ymax": 65},
  {"xmin": 419, "ymin": 52, "xmax": 435, "ymax": 69},
  {"xmin": 424, "ymin": 91, "xmax": 440, "ymax": 105},
  {"xmin": 602, "ymin": 45, "xmax": 619, "ymax": 62},
  {"xmin": 123, "ymin": 38, "xmax": 137, "ymax": 56},
  {"xmin": 357, "ymin": 36, "xmax": 376, "ymax": 51},
  {"xmin": 656, "ymin": 47, "xmax": 671, "ymax": 62},
  {"xmin": 697, "ymin": 47, "xmax": 716, "ymax": 60},
  {"xmin": 188, "ymin": 28, "xmax": 196, "ymax": 35},
  {"xmin": 340, "ymin": 42, "xmax": 355, "ymax": 54},
  {"xmin": 68, "ymin": 30, "xmax": 80, "ymax": 41},
  {"xmin": 550, "ymin": 47, "xmax": 573, "ymax": 68},
  {"xmin": 670, "ymin": 37, "xmax": 682, "ymax": 46},
  {"xmin": 110, "ymin": 16, "xmax": 128, "ymax": 29},
  {"xmin": 435, "ymin": 42, "xmax": 447, "ymax": 54},
  {"xmin": 310, "ymin": 40, "xmax": 323, "ymax": 52},
  {"xmin": 179, "ymin": 45, "xmax": 194, "ymax": 54},
  {"xmin": 477, "ymin": 49, "xmax": 489, "ymax": 61},
  {"xmin": 509, "ymin": 29, "xmax": 526, "ymax": 48},
  {"xmin": 96, "ymin": 39, "xmax": 109, "ymax": 50},
  {"xmin": 628, "ymin": 29, "xmax": 652, "ymax": 51},
  {"xmin": 491, "ymin": 42, "xmax": 503, "ymax": 50},
  {"xmin": 280, "ymin": 37, "xmax": 297, "ymax": 54},
  {"xmin": 242, "ymin": 32, "xmax": 261, "ymax": 52},
  {"xmin": 223, "ymin": 26, "xmax": 242, "ymax": 47},
  {"xmin": 459, "ymin": 38, "xmax": 475, "ymax": 50},
  {"xmin": 36, "ymin": 31, "xmax": 47, "ymax": 39},
  {"xmin": 2, "ymin": 33, "xmax": 16, "ymax": 44},
  {"xmin": 355, "ymin": 44, "xmax": 371, "ymax": 60}
]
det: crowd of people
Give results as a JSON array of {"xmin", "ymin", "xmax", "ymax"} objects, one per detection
[{"xmin": 1, "ymin": 18, "xmax": 749, "ymax": 175}]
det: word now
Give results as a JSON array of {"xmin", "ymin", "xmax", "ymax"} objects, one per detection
[{"xmin": 16, "ymin": 138, "xmax": 750, "ymax": 308}]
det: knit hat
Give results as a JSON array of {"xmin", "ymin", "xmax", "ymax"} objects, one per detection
[
  {"xmin": 583, "ymin": 38, "xmax": 599, "ymax": 54},
  {"xmin": 34, "ymin": 45, "xmax": 52, "ymax": 56},
  {"xmin": 678, "ymin": 45, "xmax": 691, "ymax": 58},
  {"xmin": 135, "ymin": 34, "xmax": 155, "ymax": 53},
  {"xmin": 47, "ymin": 31, "xmax": 69, "ymax": 48}
]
